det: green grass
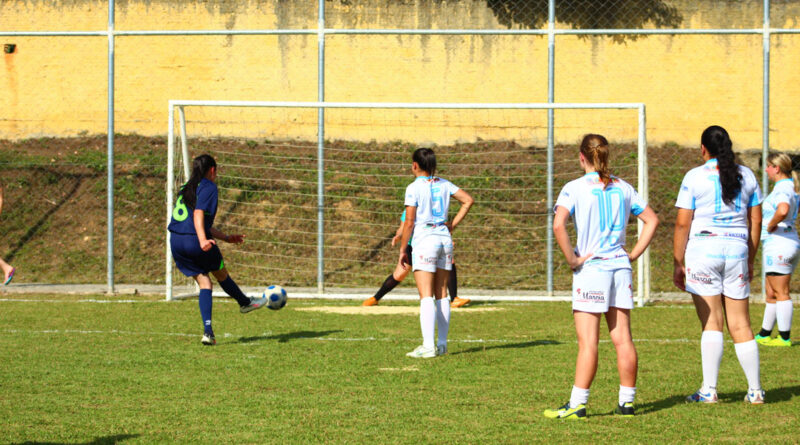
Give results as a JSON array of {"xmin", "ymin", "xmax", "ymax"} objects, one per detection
[{"xmin": 0, "ymin": 296, "xmax": 798, "ymax": 443}]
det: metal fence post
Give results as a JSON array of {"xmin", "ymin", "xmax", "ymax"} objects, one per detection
[{"xmin": 106, "ymin": 0, "xmax": 115, "ymax": 294}]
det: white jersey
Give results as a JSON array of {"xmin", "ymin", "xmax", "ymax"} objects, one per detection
[
  {"xmin": 404, "ymin": 176, "xmax": 460, "ymax": 237},
  {"xmin": 555, "ymin": 172, "xmax": 647, "ymax": 271},
  {"xmin": 675, "ymin": 159, "xmax": 762, "ymax": 241},
  {"xmin": 762, "ymin": 178, "xmax": 799, "ymax": 242}
]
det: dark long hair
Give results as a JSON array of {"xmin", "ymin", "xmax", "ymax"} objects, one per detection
[
  {"xmin": 702, "ymin": 125, "xmax": 741, "ymax": 205},
  {"xmin": 580, "ymin": 134, "xmax": 611, "ymax": 188},
  {"xmin": 412, "ymin": 148, "xmax": 436, "ymax": 176},
  {"xmin": 179, "ymin": 154, "xmax": 216, "ymax": 209}
]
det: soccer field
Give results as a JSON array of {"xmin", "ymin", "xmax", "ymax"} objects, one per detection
[{"xmin": 0, "ymin": 296, "xmax": 798, "ymax": 444}]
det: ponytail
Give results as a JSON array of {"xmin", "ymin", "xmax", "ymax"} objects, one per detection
[
  {"xmin": 702, "ymin": 125, "xmax": 741, "ymax": 205},
  {"xmin": 412, "ymin": 147, "xmax": 437, "ymax": 176},
  {"xmin": 580, "ymin": 134, "xmax": 611, "ymax": 188},
  {"xmin": 179, "ymin": 154, "xmax": 216, "ymax": 209}
]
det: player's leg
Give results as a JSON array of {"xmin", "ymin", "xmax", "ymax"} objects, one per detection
[
  {"xmin": 607, "ymin": 307, "xmax": 637, "ymax": 415},
  {"xmin": 194, "ymin": 273, "xmax": 216, "ymax": 345},
  {"xmin": 406, "ymin": 269, "xmax": 437, "ymax": 358},
  {"xmin": 767, "ymin": 273, "xmax": 793, "ymax": 346},
  {"xmin": 723, "ymin": 295, "xmax": 764, "ymax": 403},
  {"xmin": 364, "ymin": 246, "xmax": 412, "ymax": 306},
  {"xmin": 687, "ymin": 293, "xmax": 724, "ymax": 402},
  {"xmin": 211, "ymin": 267, "xmax": 266, "ymax": 313},
  {"xmin": 449, "ymin": 263, "xmax": 470, "ymax": 308},
  {"xmin": 0, "ymin": 257, "xmax": 15, "ymax": 285},
  {"xmin": 757, "ymin": 275, "xmax": 777, "ymax": 343},
  {"xmin": 433, "ymin": 267, "xmax": 451, "ymax": 355}
]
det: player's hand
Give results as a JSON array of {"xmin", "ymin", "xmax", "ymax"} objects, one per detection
[
  {"xmin": 391, "ymin": 233, "xmax": 401, "ymax": 247},
  {"xmin": 767, "ymin": 223, "xmax": 777, "ymax": 233},
  {"xmin": 399, "ymin": 251, "xmax": 411, "ymax": 269},
  {"xmin": 226, "ymin": 234, "xmax": 245, "ymax": 244},
  {"xmin": 445, "ymin": 221, "xmax": 453, "ymax": 232},
  {"xmin": 200, "ymin": 238, "xmax": 216, "ymax": 251},
  {"xmin": 568, "ymin": 252, "xmax": 593, "ymax": 271},
  {"xmin": 673, "ymin": 265, "xmax": 686, "ymax": 291}
]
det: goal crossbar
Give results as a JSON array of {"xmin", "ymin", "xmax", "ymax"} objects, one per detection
[{"xmin": 166, "ymin": 100, "xmax": 648, "ymax": 304}]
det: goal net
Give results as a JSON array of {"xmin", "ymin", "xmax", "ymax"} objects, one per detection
[{"xmin": 165, "ymin": 101, "xmax": 648, "ymax": 303}]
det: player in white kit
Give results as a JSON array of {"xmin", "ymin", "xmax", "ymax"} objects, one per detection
[
  {"xmin": 544, "ymin": 134, "xmax": 658, "ymax": 419},
  {"xmin": 755, "ymin": 152, "xmax": 798, "ymax": 348},
  {"xmin": 399, "ymin": 148, "xmax": 474, "ymax": 358},
  {"xmin": 673, "ymin": 125, "xmax": 765, "ymax": 404}
]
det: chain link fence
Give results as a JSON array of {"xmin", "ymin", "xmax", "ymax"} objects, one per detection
[{"xmin": 2, "ymin": 0, "xmax": 799, "ymax": 297}]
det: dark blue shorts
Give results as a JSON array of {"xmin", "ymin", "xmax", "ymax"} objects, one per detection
[{"xmin": 170, "ymin": 232, "xmax": 224, "ymax": 277}]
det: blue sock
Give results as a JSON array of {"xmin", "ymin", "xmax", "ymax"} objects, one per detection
[
  {"xmin": 199, "ymin": 289, "xmax": 213, "ymax": 335},
  {"xmin": 219, "ymin": 276, "xmax": 251, "ymax": 307}
]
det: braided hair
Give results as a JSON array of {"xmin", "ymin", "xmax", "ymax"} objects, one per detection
[{"xmin": 702, "ymin": 125, "xmax": 741, "ymax": 205}]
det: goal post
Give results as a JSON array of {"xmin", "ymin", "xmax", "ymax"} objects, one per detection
[{"xmin": 165, "ymin": 100, "xmax": 648, "ymax": 304}]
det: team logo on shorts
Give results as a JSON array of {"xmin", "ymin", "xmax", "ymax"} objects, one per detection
[
  {"xmin": 687, "ymin": 268, "xmax": 713, "ymax": 285},
  {"xmin": 575, "ymin": 288, "xmax": 605, "ymax": 303},
  {"xmin": 418, "ymin": 254, "xmax": 437, "ymax": 265}
]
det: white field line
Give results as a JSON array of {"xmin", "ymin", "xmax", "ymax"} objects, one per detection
[{"xmin": 0, "ymin": 328, "xmax": 700, "ymax": 344}]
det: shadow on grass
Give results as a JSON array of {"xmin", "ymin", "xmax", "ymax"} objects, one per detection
[
  {"xmin": 452, "ymin": 339, "xmax": 560, "ymax": 355},
  {"xmin": 638, "ymin": 384, "xmax": 800, "ymax": 415},
  {"xmin": 237, "ymin": 329, "xmax": 343, "ymax": 344},
  {"xmin": 13, "ymin": 434, "xmax": 139, "ymax": 445}
]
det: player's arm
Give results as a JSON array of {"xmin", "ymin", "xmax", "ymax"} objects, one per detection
[
  {"xmin": 747, "ymin": 204, "xmax": 762, "ymax": 281},
  {"xmin": 766, "ymin": 202, "xmax": 789, "ymax": 233},
  {"xmin": 448, "ymin": 189, "xmax": 474, "ymax": 232},
  {"xmin": 0, "ymin": 181, "xmax": 4, "ymax": 215},
  {"xmin": 672, "ymin": 208, "xmax": 693, "ymax": 291},
  {"xmin": 628, "ymin": 206, "xmax": 658, "ymax": 262},
  {"xmin": 553, "ymin": 206, "xmax": 592, "ymax": 271},
  {"xmin": 398, "ymin": 206, "xmax": 416, "ymax": 266},
  {"xmin": 391, "ymin": 219, "xmax": 404, "ymax": 247},
  {"xmin": 209, "ymin": 227, "xmax": 245, "ymax": 244},
  {"xmin": 193, "ymin": 209, "xmax": 215, "ymax": 251}
]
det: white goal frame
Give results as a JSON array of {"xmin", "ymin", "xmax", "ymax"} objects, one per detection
[{"xmin": 165, "ymin": 100, "xmax": 648, "ymax": 304}]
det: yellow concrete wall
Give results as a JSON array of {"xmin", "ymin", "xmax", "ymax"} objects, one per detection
[{"xmin": 1, "ymin": 0, "xmax": 800, "ymax": 149}]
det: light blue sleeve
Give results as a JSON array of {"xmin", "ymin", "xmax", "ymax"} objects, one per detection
[
  {"xmin": 675, "ymin": 172, "xmax": 696, "ymax": 210},
  {"xmin": 554, "ymin": 182, "xmax": 575, "ymax": 216}
]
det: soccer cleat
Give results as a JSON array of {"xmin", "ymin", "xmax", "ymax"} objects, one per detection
[
  {"xmin": 450, "ymin": 297, "xmax": 471, "ymax": 308},
  {"xmin": 765, "ymin": 337, "xmax": 791, "ymax": 347},
  {"xmin": 240, "ymin": 296, "xmax": 268, "ymax": 313},
  {"xmin": 3, "ymin": 267, "xmax": 15, "ymax": 286},
  {"xmin": 543, "ymin": 402, "xmax": 587, "ymax": 420},
  {"xmin": 201, "ymin": 333, "xmax": 216, "ymax": 346},
  {"xmin": 436, "ymin": 344, "xmax": 447, "ymax": 356},
  {"xmin": 744, "ymin": 389, "xmax": 765, "ymax": 404},
  {"xmin": 406, "ymin": 345, "xmax": 436, "ymax": 358},
  {"xmin": 615, "ymin": 402, "xmax": 635, "ymax": 417},
  {"xmin": 755, "ymin": 334, "xmax": 772, "ymax": 345},
  {"xmin": 686, "ymin": 390, "xmax": 718, "ymax": 404},
  {"xmin": 362, "ymin": 297, "xmax": 379, "ymax": 307}
]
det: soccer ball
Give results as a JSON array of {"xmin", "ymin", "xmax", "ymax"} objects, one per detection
[{"xmin": 264, "ymin": 285, "xmax": 287, "ymax": 310}]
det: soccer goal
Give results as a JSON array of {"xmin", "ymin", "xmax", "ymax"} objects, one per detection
[{"xmin": 165, "ymin": 101, "xmax": 648, "ymax": 304}]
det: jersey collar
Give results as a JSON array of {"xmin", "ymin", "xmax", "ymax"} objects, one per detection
[{"xmin": 776, "ymin": 178, "xmax": 793, "ymax": 186}]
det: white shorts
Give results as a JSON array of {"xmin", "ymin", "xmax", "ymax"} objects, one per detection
[
  {"xmin": 763, "ymin": 237, "xmax": 800, "ymax": 275},
  {"xmin": 685, "ymin": 238, "xmax": 750, "ymax": 299},
  {"xmin": 572, "ymin": 267, "xmax": 633, "ymax": 313},
  {"xmin": 411, "ymin": 232, "xmax": 453, "ymax": 273}
]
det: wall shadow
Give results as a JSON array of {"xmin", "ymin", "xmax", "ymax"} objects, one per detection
[
  {"xmin": 452, "ymin": 339, "xmax": 559, "ymax": 355},
  {"xmin": 237, "ymin": 329, "xmax": 343, "ymax": 344}
]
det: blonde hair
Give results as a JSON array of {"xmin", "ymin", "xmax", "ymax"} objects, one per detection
[
  {"xmin": 580, "ymin": 134, "xmax": 611, "ymax": 188},
  {"xmin": 768, "ymin": 152, "xmax": 799, "ymax": 192}
]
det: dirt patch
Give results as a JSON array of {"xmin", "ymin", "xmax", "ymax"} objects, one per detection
[{"xmin": 294, "ymin": 306, "xmax": 505, "ymax": 315}]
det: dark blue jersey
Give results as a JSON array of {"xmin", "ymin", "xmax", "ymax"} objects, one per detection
[{"xmin": 168, "ymin": 178, "xmax": 218, "ymax": 236}]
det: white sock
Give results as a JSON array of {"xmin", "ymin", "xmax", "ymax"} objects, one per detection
[
  {"xmin": 419, "ymin": 297, "xmax": 436, "ymax": 349},
  {"xmin": 700, "ymin": 330, "xmax": 724, "ymax": 393},
  {"xmin": 776, "ymin": 300, "xmax": 794, "ymax": 334},
  {"xmin": 435, "ymin": 298, "xmax": 451, "ymax": 348},
  {"xmin": 734, "ymin": 340, "xmax": 761, "ymax": 391},
  {"xmin": 761, "ymin": 302, "xmax": 777, "ymax": 332},
  {"xmin": 569, "ymin": 385, "xmax": 590, "ymax": 408},
  {"xmin": 619, "ymin": 386, "xmax": 636, "ymax": 405}
]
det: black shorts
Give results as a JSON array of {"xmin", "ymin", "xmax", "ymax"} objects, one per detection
[{"xmin": 170, "ymin": 232, "xmax": 224, "ymax": 277}]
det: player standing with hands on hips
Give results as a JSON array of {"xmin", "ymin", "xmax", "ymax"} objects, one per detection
[
  {"xmin": 544, "ymin": 134, "xmax": 658, "ymax": 419},
  {"xmin": 0, "ymin": 181, "xmax": 16, "ymax": 285},
  {"xmin": 673, "ymin": 125, "xmax": 765, "ymax": 404},
  {"xmin": 755, "ymin": 152, "xmax": 797, "ymax": 347},
  {"xmin": 168, "ymin": 154, "xmax": 267, "ymax": 346},
  {"xmin": 400, "ymin": 148, "xmax": 474, "ymax": 358}
]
